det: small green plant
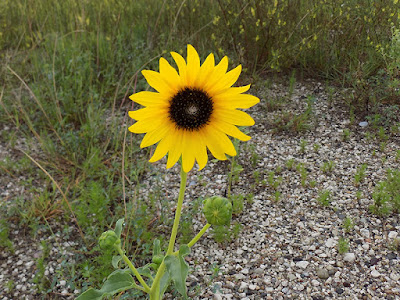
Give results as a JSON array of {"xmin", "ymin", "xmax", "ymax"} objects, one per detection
[
  {"xmin": 0, "ymin": 220, "xmax": 13, "ymax": 252},
  {"xmin": 253, "ymin": 170, "xmax": 261, "ymax": 184},
  {"xmin": 343, "ymin": 128, "xmax": 351, "ymax": 141},
  {"xmin": 267, "ymin": 171, "xmax": 283, "ymax": 190},
  {"xmin": 356, "ymin": 190, "xmax": 363, "ymax": 200},
  {"xmin": 286, "ymin": 158, "xmax": 296, "ymax": 170},
  {"xmin": 321, "ymin": 160, "xmax": 335, "ymax": 173},
  {"xmin": 309, "ymin": 180, "xmax": 316, "ymax": 188},
  {"xmin": 296, "ymin": 163, "xmax": 308, "ymax": 187},
  {"xmin": 313, "ymin": 143, "xmax": 321, "ymax": 153},
  {"xmin": 299, "ymin": 139, "xmax": 307, "ymax": 154},
  {"xmin": 33, "ymin": 241, "xmax": 51, "ymax": 293},
  {"xmin": 230, "ymin": 194, "xmax": 245, "ymax": 216},
  {"xmin": 273, "ymin": 191, "xmax": 281, "ymax": 202},
  {"xmin": 342, "ymin": 217, "xmax": 354, "ymax": 233},
  {"xmin": 354, "ymin": 164, "xmax": 367, "ymax": 186},
  {"xmin": 317, "ymin": 190, "xmax": 331, "ymax": 207},
  {"xmin": 369, "ymin": 169, "xmax": 400, "ymax": 215},
  {"xmin": 396, "ymin": 150, "xmax": 400, "ymax": 162},
  {"xmin": 288, "ymin": 70, "xmax": 296, "ymax": 98},
  {"xmin": 338, "ymin": 237, "xmax": 350, "ymax": 254}
]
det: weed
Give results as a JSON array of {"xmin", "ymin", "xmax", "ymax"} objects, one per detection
[
  {"xmin": 286, "ymin": 158, "xmax": 296, "ymax": 171},
  {"xmin": 313, "ymin": 143, "xmax": 321, "ymax": 153},
  {"xmin": 33, "ymin": 241, "xmax": 51, "ymax": 293},
  {"xmin": 356, "ymin": 191, "xmax": 363, "ymax": 200},
  {"xmin": 253, "ymin": 170, "xmax": 261, "ymax": 184},
  {"xmin": 0, "ymin": 219, "xmax": 13, "ymax": 252},
  {"xmin": 396, "ymin": 150, "xmax": 400, "ymax": 162},
  {"xmin": 296, "ymin": 163, "xmax": 308, "ymax": 187},
  {"xmin": 370, "ymin": 169, "xmax": 400, "ymax": 215},
  {"xmin": 317, "ymin": 190, "xmax": 331, "ymax": 207},
  {"xmin": 230, "ymin": 194, "xmax": 245, "ymax": 216},
  {"xmin": 273, "ymin": 191, "xmax": 282, "ymax": 202},
  {"xmin": 342, "ymin": 217, "xmax": 354, "ymax": 233},
  {"xmin": 267, "ymin": 171, "xmax": 282, "ymax": 190},
  {"xmin": 354, "ymin": 164, "xmax": 368, "ymax": 186},
  {"xmin": 338, "ymin": 237, "xmax": 350, "ymax": 254},
  {"xmin": 299, "ymin": 139, "xmax": 307, "ymax": 154},
  {"xmin": 343, "ymin": 129, "xmax": 351, "ymax": 141},
  {"xmin": 321, "ymin": 161, "xmax": 335, "ymax": 174}
]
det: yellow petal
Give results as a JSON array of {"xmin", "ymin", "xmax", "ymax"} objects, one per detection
[
  {"xmin": 208, "ymin": 65, "xmax": 242, "ymax": 95},
  {"xmin": 166, "ymin": 129, "xmax": 183, "ymax": 168},
  {"xmin": 194, "ymin": 131, "xmax": 208, "ymax": 170},
  {"xmin": 181, "ymin": 131, "xmax": 196, "ymax": 173},
  {"xmin": 203, "ymin": 124, "xmax": 237, "ymax": 159},
  {"xmin": 203, "ymin": 56, "xmax": 229, "ymax": 93},
  {"xmin": 140, "ymin": 125, "xmax": 170, "ymax": 148},
  {"xmin": 149, "ymin": 130, "xmax": 174, "ymax": 162},
  {"xmin": 129, "ymin": 91, "xmax": 168, "ymax": 107},
  {"xmin": 171, "ymin": 51, "xmax": 187, "ymax": 85},
  {"xmin": 128, "ymin": 115, "xmax": 167, "ymax": 133},
  {"xmin": 213, "ymin": 109, "xmax": 255, "ymax": 126},
  {"xmin": 197, "ymin": 53, "xmax": 215, "ymax": 89},
  {"xmin": 213, "ymin": 120, "xmax": 251, "ymax": 141},
  {"xmin": 214, "ymin": 93, "xmax": 260, "ymax": 109},
  {"xmin": 186, "ymin": 45, "xmax": 200, "ymax": 86},
  {"xmin": 142, "ymin": 70, "xmax": 174, "ymax": 96},
  {"xmin": 159, "ymin": 57, "xmax": 181, "ymax": 92},
  {"xmin": 128, "ymin": 108, "xmax": 167, "ymax": 121}
]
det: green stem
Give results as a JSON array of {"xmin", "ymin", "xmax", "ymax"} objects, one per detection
[
  {"xmin": 173, "ymin": 223, "xmax": 211, "ymax": 255},
  {"xmin": 166, "ymin": 166, "xmax": 187, "ymax": 255},
  {"xmin": 149, "ymin": 166, "xmax": 187, "ymax": 299},
  {"xmin": 116, "ymin": 247, "xmax": 151, "ymax": 293}
]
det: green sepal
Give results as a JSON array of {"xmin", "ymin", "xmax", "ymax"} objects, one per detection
[
  {"xmin": 111, "ymin": 255, "xmax": 122, "ymax": 269},
  {"xmin": 114, "ymin": 218, "xmax": 124, "ymax": 238},
  {"xmin": 164, "ymin": 245, "xmax": 190, "ymax": 300},
  {"xmin": 76, "ymin": 269, "xmax": 135, "ymax": 300}
]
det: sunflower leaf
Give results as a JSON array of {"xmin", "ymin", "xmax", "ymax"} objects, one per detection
[
  {"xmin": 76, "ymin": 269, "xmax": 135, "ymax": 300},
  {"xmin": 164, "ymin": 245, "xmax": 190, "ymax": 299}
]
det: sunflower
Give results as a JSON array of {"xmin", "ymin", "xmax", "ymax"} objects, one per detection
[{"xmin": 128, "ymin": 45, "xmax": 259, "ymax": 173}]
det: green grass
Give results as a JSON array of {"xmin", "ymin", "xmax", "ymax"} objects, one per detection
[{"xmin": 1, "ymin": 0, "xmax": 400, "ymax": 297}]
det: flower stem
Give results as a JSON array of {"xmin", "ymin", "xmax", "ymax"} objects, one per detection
[
  {"xmin": 173, "ymin": 223, "xmax": 211, "ymax": 256},
  {"xmin": 116, "ymin": 246, "xmax": 151, "ymax": 293},
  {"xmin": 150, "ymin": 166, "xmax": 188, "ymax": 299},
  {"xmin": 166, "ymin": 167, "xmax": 187, "ymax": 255}
]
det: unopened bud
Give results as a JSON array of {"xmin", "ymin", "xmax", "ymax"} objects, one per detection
[
  {"xmin": 99, "ymin": 230, "xmax": 120, "ymax": 250},
  {"xmin": 203, "ymin": 196, "xmax": 232, "ymax": 226}
]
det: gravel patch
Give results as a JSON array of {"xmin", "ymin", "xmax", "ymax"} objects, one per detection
[{"xmin": 1, "ymin": 78, "xmax": 399, "ymax": 299}]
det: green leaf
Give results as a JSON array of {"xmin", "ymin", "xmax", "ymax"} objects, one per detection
[
  {"xmin": 153, "ymin": 239, "xmax": 161, "ymax": 256},
  {"xmin": 164, "ymin": 245, "xmax": 190, "ymax": 299},
  {"xmin": 137, "ymin": 263, "xmax": 154, "ymax": 279},
  {"xmin": 76, "ymin": 269, "xmax": 135, "ymax": 300},
  {"xmin": 159, "ymin": 270, "xmax": 171, "ymax": 298},
  {"xmin": 111, "ymin": 255, "xmax": 122, "ymax": 269},
  {"xmin": 114, "ymin": 218, "xmax": 124, "ymax": 238}
]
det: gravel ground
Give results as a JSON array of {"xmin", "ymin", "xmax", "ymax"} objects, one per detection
[{"xmin": 1, "ymin": 79, "xmax": 400, "ymax": 299}]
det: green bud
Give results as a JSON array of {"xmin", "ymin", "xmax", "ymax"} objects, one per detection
[
  {"xmin": 99, "ymin": 230, "xmax": 120, "ymax": 250},
  {"xmin": 152, "ymin": 254, "xmax": 164, "ymax": 265},
  {"xmin": 203, "ymin": 196, "xmax": 232, "ymax": 226}
]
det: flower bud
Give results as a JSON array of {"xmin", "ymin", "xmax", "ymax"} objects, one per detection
[
  {"xmin": 203, "ymin": 196, "xmax": 232, "ymax": 226},
  {"xmin": 99, "ymin": 230, "xmax": 120, "ymax": 250},
  {"xmin": 152, "ymin": 254, "xmax": 164, "ymax": 265}
]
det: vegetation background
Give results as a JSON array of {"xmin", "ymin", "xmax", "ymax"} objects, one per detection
[{"xmin": 0, "ymin": 0, "xmax": 399, "ymax": 297}]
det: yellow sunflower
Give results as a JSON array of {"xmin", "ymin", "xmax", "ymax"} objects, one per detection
[{"xmin": 128, "ymin": 45, "xmax": 259, "ymax": 173}]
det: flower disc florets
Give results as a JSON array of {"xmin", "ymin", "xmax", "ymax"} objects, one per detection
[
  {"xmin": 203, "ymin": 196, "xmax": 233, "ymax": 226},
  {"xmin": 169, "ymin": 88, "xmax": 213, "ymax": 131}
]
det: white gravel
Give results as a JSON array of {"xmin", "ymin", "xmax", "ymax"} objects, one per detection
[{"xmin": 1, "ymin": 78, "xmax": 399, "ymax": 299}]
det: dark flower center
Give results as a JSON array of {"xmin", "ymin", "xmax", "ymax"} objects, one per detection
[{"xmin": 169, "ymin": 87, "xmax": 213, "ymax": 131}]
